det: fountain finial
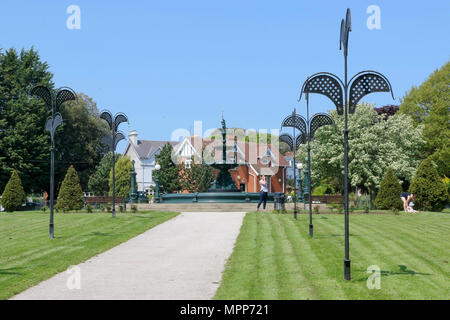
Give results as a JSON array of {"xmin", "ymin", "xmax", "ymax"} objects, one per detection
[{"xmin": 221, "ymin": 116, "xmax": 226, "ymax": 134}]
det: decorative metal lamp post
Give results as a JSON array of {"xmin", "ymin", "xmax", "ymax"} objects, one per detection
[
  {"xmin": 100, "ymin": 110, "xmax": 128, "ymax": 218},
  {"xmin": 281, "ymin": 105, "xmax": 333, "ymax": 235},
  {"xmin": 154, "ymin": 163, "xmax": 161, "ymax": 203},
  {"xmin": 280, "ymin": 108, "xmax": 306, "ymax": 220},
  {"xmin": 31, "ymin": 86, "xmax": 76, "ymax": 239},
  {"xmin": 298, "ymin": 8, "xmax": 394, "ymax": 279}
]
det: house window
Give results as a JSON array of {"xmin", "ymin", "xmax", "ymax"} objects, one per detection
[{"xmin": 185, "ymin": 159, "xmax": 192, "ymax": 169}]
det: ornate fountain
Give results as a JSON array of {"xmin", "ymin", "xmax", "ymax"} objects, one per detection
[
  {"xmin": 159, "ymin": 117, "xmax": 275, "ymax": 203},
  {"xmin": 208, "ymin": 117, "xmax": 239, "ymax": 192}
]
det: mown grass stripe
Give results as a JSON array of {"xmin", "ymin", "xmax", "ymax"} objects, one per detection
[
  {"xmin": 216, "ymin": 212, "xmax": 450, "ymax": 300},
  {"xmin": 0, "ymin": 211, "xmax": 178, "ymax": 299}
]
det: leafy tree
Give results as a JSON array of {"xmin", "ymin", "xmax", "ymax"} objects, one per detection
[
  {"xmin": 298, "ymin": 103, "xmax": 424, "ymax": 196},
  {"xmin": 374, "ymin": 105, "xmax": 400, "ymax": 119},
  {"xmin": 312, "ymin": 183, "xmax": 335, "ymax": 196},
  {"xmin": 286, "ymin": 178, "xmax": 295, "ymax": 188},
  {"xmin": 0, "ymin": 47, "xmax": 108, "ymax": 194},
  {"xmin": 88, "ymin": 152, "xmax": 117, "ymax": 195},
  {"xmin": 409, "ymin": 158, "xmax": 448, "ymax": 211},
  {"xmin": 0, "ymin": 47, "xmax": 53, "ymax": 193},
  {"xmin": 109, "ymin": 155, "xmax": 135, "ymax": 198},
  {"xmin": 55, "ymin": 93, "xmax": 109, "ymax": 191},
  {"xmin": 374, "ymin": 168, "xmax": 403, "ymax": 210},
  {"xmin": 399, "ymin": 62, "xmax": 450, "ymax": 177},
  {"xmin": 180, "ymin": 157, "xmax": 215, "ymax": 193},
  {"xmin": 208, "ymin": 127, "xmax": 278, "ymax": 144},
  {"xmin": 1, "ymin": 170, "xmax": 26, "ymax": 212},
  {"xmin": 56, "ymin": 165, "xmax": 83, "ymax": 210},
  {"xmin": 155, "ymin": 144, "xmax": 181, "ymax": 193}
]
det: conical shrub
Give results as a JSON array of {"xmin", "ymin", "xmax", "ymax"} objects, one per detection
[
  {"xmin": 1, "ymin": 170, "xmax": 26, "ymax": 212},
  {"xmin": 56, "ymin": 165, "xmax": 83, "ymax": 211},
  {"xmin": 409, "ymin": 158, "xmax": 448, "ymax": 211},
  {"xmin": 375, "ymin": 168, "xmax": 403, "ymax": 210}
]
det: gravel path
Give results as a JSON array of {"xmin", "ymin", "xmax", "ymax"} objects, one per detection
[{"xmin": 11, "ymin": 212, "xmax": 245, "ymax": 300}]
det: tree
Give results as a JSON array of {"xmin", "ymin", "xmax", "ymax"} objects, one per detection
[
  {"xmin": 109, "ymin": 155, "xmax": 135, "ymax": 198},
  {"xmin": 409, "ymin": 158, "xmax": 448, "ymax": 211},
  {"xmin": 155, "ymin": 144, "xmax": 181, "ymax": 193},
  {"xmin": 180, "ymin": 157, "xmax": 215, "ymax": 193},
  {"xmin": 0, "ymin": 47, "xmax": 108, "ymax": 194},
  {"xmin": 374, "ymin": 105, "xmax": 400, "ymax": 119},
  {"xmin": 0, "ymin": 47, "xmax": 53, "ymax": 193},
  {"xmin": 1, "ymin": 170, "xmax": 26, "ymax": 212},
  {"xmin": 298, "ymin": 103, "xmax": 424, "ymax": 195},
  {"xmin": 88, "ymin": 152, "xmax": 116, "ymax": 195},
  {"xmin": 374, "ymin": 168, "xmax": 403, "ymax": 210},
  {"xmin": 56, "ymin": 165, "xmax": 83, "ymax": 210},
  {"xmin": 399, "ymin": 62, "xmax": 450, "ymax": 177}
]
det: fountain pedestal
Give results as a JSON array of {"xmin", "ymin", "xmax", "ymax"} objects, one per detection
[{"xmin": 208, "ymin": 164, "xmax": 238, "ymax": 192}]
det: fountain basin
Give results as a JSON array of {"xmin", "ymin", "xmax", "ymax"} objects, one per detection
[{"xmin": 160, "ymin": 192, "xmax": 276, "ymax": 203}]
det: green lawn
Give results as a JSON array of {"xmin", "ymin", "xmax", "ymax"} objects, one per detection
[
  {"xmin": 0, "ymin": 210, "xmax": 178, "ymax": 299},
  {"xmin": 215, "ymin": 211, "xmax": 450, "ymax": 300}
]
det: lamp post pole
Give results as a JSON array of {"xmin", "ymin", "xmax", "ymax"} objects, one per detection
[
  {"xmin": 280, "ymin": 109, "xmax": 303, "ymax": 220},
  {"xmin": 298, "ymin": 8, "xmax": 394, "ymax": 279},
  {"xmin": 293, "ymin": 121, "xmax": 297, "ymax": 220},
  {"xmin": 100, "ymin": 110, "xmax": 128, "ymax": 218},
  {"xmin": 304, "ymin": 157, "xmax": 309, "ymax": 211},
  {"xmin": 306, "ymin": 93, "xmax": 314, "ymax": 237},
  {"xmin": 31, "ymin": 86, "xmax": 76, "ymax": 239}
]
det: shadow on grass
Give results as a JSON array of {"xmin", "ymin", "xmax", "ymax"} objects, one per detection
[
  {"xmin": 313, "ymin": 233, "xmax": 361, "ymax": 239},
  {"xmin": 128, "ymin": 215, "xmax": 154, "ymax": 219},
  {"xmin": 90, "ymin": 232, "xmax": 113, "ymax": 237},
  {"xmin": 0, "ymin": 267, "xmax": 24, "ymax": 276},
  {"xmin": 353, "ymin": 265, "xmax": 432, "ymax": 282}
]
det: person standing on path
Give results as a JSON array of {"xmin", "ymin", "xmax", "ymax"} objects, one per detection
[{"xmin": 257, "ymin": 175, "xmax": 268, "ymax": 211}]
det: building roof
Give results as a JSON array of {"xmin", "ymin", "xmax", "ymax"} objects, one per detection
[
  {"xmin": 126, "ymin": 132, "xmax": 288, "ymax": 168},
  {"xmin": 131, "ymin": 140, "xmax": 178, "ymax": 159},
  {"xmin": 198, "ymin": 138, "xmax": 289, "ymax": 167}
]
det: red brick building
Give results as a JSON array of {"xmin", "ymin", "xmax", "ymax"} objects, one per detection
[{"xmin": 173, "ymin": 136, "xmax": 289, "ymax": 193}]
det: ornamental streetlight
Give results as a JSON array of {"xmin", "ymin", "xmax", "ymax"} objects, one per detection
[
  {"xmin": 280, "ymin": 108, "xmax": 306, "ymax": 220},
  {"xmin": 31, "ymin": 86, "xmax": 76, "ymax": 239},
  {"xmin": 100, "ymin": 110, "xmax": 128, "ymax": 218},
  {"xmin": 154, "ymin": 163, "xmax": 161, "ymax": 203},
  {"xmin": 298, "ymin": 8, "xmax": 394, "ymax": 280},
  {"xmin": 281, "ymin": 104, "xmax": 333, "ymax": 236}
]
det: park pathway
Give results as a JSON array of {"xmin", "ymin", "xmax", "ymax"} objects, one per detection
[{"xmin": 11, "ymin": 212, "xmax": 245, "ymax": 300}]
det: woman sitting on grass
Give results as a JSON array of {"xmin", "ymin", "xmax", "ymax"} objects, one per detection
[{"xmin": 400, "ymin": 192, "xmax": 418, "ymax": 213}]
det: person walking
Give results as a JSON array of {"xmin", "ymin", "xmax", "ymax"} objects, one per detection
[{"xmin": 257, "ymin": 175, "xmax": 268, "ymax": 211}]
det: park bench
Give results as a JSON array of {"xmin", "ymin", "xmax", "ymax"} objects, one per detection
[
  {"xmin": 84, "ymin": 196, "xmax": 124, "ymax": 206},
  {"xmin": 304, "ymin": 195, "xmax": 344, "ymax": 204}
]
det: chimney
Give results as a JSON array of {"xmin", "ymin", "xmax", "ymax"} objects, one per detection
[{"xmin": 129, "ymin": 130, "xmax": 138, "ymax": 145}]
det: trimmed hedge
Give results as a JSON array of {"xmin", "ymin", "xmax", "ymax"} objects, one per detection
[
  {"xmin": 409, "ymin": 158, "xmax": 448, "ymax": 211},
  {"xmin": 56, "ymin": 165, "xmax": 83, "ymax": 211},
  {"xmin": 1, "ymin": 170, "xmax": 26, "ymax": 212},
  {"xmin": 375, "ymin": 168, "xmax": 403, "ymax": 210}
]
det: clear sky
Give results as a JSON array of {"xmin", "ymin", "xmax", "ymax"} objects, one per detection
[{"xmin": 1, "ymin": 0, "xmax": 449, "ymax": 153}]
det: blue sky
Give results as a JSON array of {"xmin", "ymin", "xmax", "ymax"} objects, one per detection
[{"xmin": 1, "ymin": 0, "xmax": 449, "ymax": 152}]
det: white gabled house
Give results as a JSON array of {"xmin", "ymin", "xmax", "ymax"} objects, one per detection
[{"xmin": 123, "ymin": 130, "xmax": 178, "ymax": 193}]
